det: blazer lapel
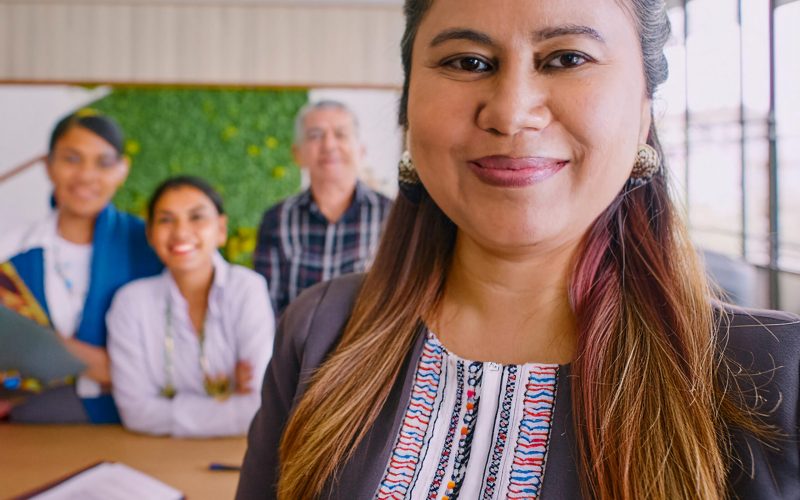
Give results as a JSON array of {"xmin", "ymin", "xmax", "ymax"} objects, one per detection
[
  {"xmin": 539, "ymin": 365, "xmax": 583, "ymax": 499},
  {"xmin": 326, "ymin": 326, "xmax": 428, "ymax": 499}
]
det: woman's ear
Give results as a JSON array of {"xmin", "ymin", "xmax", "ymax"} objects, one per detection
[
  {"xmin": 45, "ymin": 155, "xmax": 56, "ymax": 183},
  {"xmin": 217, "ymin": 214, "xmax": 229, "ymax": 248},
  {"xmin": 639, "ymin": 100, "xmax": 653, "ymax": 144},
  {"xmin": 115, "ymin": 155, "xmax": 131, "ymax": 188},
  {"xmin": 145, "ymin": 221, "xmax": 154, "ymax": 247}
]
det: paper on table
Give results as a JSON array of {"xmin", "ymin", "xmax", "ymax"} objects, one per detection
[
  {"xmin": 0, "ymin": 304, "xmax": 85, "ymax": 383},
  {"xmin": 30, "ymin": 462, "xmax": 183, "ymax": 500}
]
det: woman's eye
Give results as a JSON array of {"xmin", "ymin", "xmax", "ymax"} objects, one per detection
[
  {"xmin": 445, "ymin": 56, "xmax": 492, "ymax": 73},
  {"xmin": 546, "ymin": 52, "xmax": 589, "ymax": 69},
  {"xmin": 98, "ymin": 156, "xmax": 119, "ymax": 168}
]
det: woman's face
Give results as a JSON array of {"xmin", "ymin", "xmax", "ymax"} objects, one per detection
[
  {"xmin": 47, "ymin": 125, "xmax": 129, "ymax": 219},
  {"xmin": 148, "ymin": 186, "xmax": 227, "ymax": 275},
  {"xmin": 407, "ymin": 0, "xmax": 651, "ymax": 255}
]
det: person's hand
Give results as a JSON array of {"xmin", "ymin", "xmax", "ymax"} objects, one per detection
[
  {"xmin": 0, "ymin": 399, "xmax": 15, "ymax": 420},
  {"xmin": 234, "ymin": 361, "xmax": 254, "ymax": 394},
  {"xmin": 203, "ymin": 373, "xmax": 232, "ymax": 400},
  {"xmin": 61, "ymin": 337, "xmax": 111, "ymax": 385}
]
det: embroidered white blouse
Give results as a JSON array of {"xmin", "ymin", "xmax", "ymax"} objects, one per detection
[
  {"xmin": 106, "ymin": 254, "xmax": 275, "ymax": 438},
  {"xmin": 376, "ymin": 331, "xmax": 560, "ymax": 500}
]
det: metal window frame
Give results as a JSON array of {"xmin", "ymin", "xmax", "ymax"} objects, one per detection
[{"xmin": 676, "ymin": 0, "xmax": 784, "ymax": 308}]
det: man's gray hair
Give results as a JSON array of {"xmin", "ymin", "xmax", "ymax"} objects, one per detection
[{"xmin": 293, "ymin": 100, "xmax": 360, "ymax": 145}]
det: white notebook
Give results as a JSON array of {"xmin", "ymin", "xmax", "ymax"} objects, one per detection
[{"xmin": 30, "ymin": 462, "xmax": 183, "ymax": 500}]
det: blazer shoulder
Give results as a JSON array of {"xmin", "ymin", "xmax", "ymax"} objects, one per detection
[
  {"xmin": 717, "ymin": 307, "xmax": 800, "ymax": 496},
  {"xmin": 279, "ymin": 273, "xmax": 365, "ymax": 368},
  {"xmin": 717, "ymin": 305, "xmax": 800, "ymax": 370},
  {"xmin": 720, "ymin": 306, "xmax": 800, "ymax": 346}
]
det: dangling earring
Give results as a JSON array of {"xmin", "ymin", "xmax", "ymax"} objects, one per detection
[
  {"xmin": 398, "ymin": 150, "xmax": 423, "ymax": 203},
  {"xmin": 629, "ymin": 143, "xmax": 660, "ymax": 185}
]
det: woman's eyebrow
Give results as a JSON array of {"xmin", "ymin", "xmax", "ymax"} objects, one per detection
[
  {"xmin": 532, "ymin": 24, "xmax": 606, "ymax": 43},
  {"xmin": 430, "ymin": 28, "xmax": 496, "ymax": 48},
  {"xmin": 189, "ymin": 204, "xmax": 212, "ymax": 213},
  {"xmin": 55, "ymin": 146, "xmax": 81, "ymax": 155},
  {"xmin": 429, "ymin": 24, "xmax": 605, "ymax": 49}
]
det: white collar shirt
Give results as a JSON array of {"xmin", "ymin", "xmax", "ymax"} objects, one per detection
[{"xmin": 107, "ymin": 254, "xmax": 275, "ymax": 437}]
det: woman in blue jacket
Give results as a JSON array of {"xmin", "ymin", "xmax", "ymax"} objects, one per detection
[{"xmin": 1, "ymin": 110, "xmax": 161, "ymax": 423}]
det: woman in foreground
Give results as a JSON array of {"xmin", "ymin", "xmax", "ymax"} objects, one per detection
[
  {"xmin": 107, "ymin": 176, "xmax": 274, "ymax": 437},
  {"xmin": 237, "ymin": 0, "xmax": 800, "ymax": 498}
]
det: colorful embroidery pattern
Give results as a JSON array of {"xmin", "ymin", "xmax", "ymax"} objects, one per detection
[
  {"xmin": 426, "ymin": 360, "xmax": 464, "ymax": 500},
  {"xmin": 482, "ymin": 365, "xmax": 518, "ymax": 499},
  {"xmin": 444, "ymin": 361, "xmax": 483, "ymax": 499},
  {"xmin": 376, "ymin": 331, "xmax": 560, "ymax": 500},
  {"xmin": 377, "ymin": 335, "xmax": 444, "ymax": 499},
  {"xmin": 507, "ymin": 365, "xmax": 558, "ymax": 499}
]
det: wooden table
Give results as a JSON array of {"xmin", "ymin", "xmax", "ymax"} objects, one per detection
[{"xmin": 0, "ymin": 424, "xmax": 247, "ymax": 499}]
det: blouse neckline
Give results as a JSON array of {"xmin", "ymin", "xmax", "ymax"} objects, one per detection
[{"xmin": 426, "ymin": 329, "xmax": 562, "ymax": 369}]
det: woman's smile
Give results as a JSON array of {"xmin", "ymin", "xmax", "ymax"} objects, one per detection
[
  {"xmin": 168, "ymin": 242, "xmax": 197, "ymax": 256},
  {"xmin": 467, "ymin": 155, "xmax": 569, "ymax": 187}
]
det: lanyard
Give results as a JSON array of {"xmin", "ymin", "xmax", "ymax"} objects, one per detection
[
  {"xmin": 51, "ymin": 239, "xmax": 87, "ymax": 334},
  {"xmin": 161, "ymin": 294, "xmax": 232, "ymax": 400}
]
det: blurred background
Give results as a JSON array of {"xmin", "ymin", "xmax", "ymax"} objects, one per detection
[{"xmin": 0, "ymin": 0, "xmax": 797, "ymax": 312}]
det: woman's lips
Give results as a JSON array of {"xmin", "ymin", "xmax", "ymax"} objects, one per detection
[
  {"xmin": 68, "ymin": 186, "xmax": 100, "ymax": 201},
  {"xmin": 468, "ymin": 156, "xmax": 568, "ymax": 187},
  {"xmin": 169, "ymin": 243, "xmax": 196, "ymax": 256}
]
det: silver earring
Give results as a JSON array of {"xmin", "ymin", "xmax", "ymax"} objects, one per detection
[
  {"xmin": 398, "ymin": 150, "xmax": 423, "ymax": 203},
  {"xmin": 630, "ymin": 144, "xmax": 660, "ymax": 185},
  {"xmin": 398, "ymin": 150, "xmax": 420, "ymax": 186}
]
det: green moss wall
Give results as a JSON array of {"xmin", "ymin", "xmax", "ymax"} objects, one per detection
[{"xmin": 90, "ymin": 87, "xmax": 308, "ymax": 266}]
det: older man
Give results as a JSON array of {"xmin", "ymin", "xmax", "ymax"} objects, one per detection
[{"xmin": 254, "ymin": 100, "xmax": 392, "ymax": 315}]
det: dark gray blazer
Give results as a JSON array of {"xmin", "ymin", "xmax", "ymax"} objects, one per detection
[{"xmin": 237, "ymin": 274, "xmax": 800, "ymax": 499}]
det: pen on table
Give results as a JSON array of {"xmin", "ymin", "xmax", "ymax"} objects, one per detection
[{"xmin": 208, "ymin": 462, "xmax": 242, "ymax": 471}]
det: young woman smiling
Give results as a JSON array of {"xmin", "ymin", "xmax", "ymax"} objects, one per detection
[
  {"xmin": 237, "ymin": 0, "xmax": 800, "ymax": 498},
  {"xmin": 1, "ymin": 111, "xmax": 161, "ymax": 424},
  {"xmin": 107, "ymin": 176, "xmax": 274, "ymax": 437}
]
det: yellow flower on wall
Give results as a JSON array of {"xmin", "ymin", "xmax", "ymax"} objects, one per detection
[
  {"xmin": 221, "ymin": 125, "xmax": 238, "ymax": 141},
  {"xmin": 265, "ymin": 136, "xmax": 279, "ymax": 149},
  {"xmin": 76, "ymin": 107, "xmax": 100, "ymax": 117},
  {"xmin": 247, "ymin": 145, "xmax": 261, "ymax": 157},
  {"xmin": 125, "ymin": 139, "xmax": 141, "ymax": 156}
]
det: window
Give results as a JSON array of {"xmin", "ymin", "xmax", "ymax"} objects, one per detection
[{"xmin": 658, "ymin": 0, "xmax": 800, "ymax": 312}]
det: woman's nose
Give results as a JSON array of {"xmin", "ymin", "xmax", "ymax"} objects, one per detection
[
  {"xmin": 476, "ymin": 65, "xmax": 552, "ymax": 136},
  {"xmin": 172, "ymin": 218, "xmax": 191, "ymax": 238},
  {"xmin": 73, "ymin": 160, "xmax": 99, "ymax": 181}
]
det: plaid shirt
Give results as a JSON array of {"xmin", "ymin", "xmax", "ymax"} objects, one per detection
[{"xmin": 254, "ymin": 181, "xmax": 392, "ymax": 316}]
